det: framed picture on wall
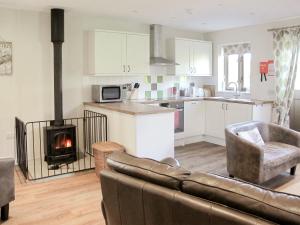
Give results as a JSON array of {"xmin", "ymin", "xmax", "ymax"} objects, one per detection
[{"xmin": 0, "ymin": 41, "xmax": 12, "ymax": 75}]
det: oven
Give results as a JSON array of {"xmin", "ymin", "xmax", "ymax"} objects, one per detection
[
  {"xmin": 159, "ymin": 101, "xmax": 184, "ymax": 133},
  {"xmin": 92, "ymin": 85, "xmax": 125, "ymax": 103}
]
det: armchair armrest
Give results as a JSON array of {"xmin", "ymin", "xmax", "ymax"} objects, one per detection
[
  {"xmin": 225, "ymin": 130, "xmax": 264, "ymax": 183},
  {"xmin": 160, "ymin": 157, "xmax": 180, "ymax": 167},
  {"xmin": 267, "ymin": 123, "xmax": 300, "ymax": 147},
  {"xmin": 0, "ymin": 158, "xmax": 15, "ymax": 207}
]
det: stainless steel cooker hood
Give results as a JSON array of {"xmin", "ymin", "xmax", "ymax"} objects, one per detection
[{"xmin": 150, "ymin": 24, "xmax": 179, "ymax": 66}]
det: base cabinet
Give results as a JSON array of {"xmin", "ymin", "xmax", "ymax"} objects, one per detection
[
  {"xmin": 205, "ymin": 101, "xmax": 269, "ymax": 140},
  {"xmin": 225, "ymin": 103, "xmax": 253, "ymax": 126},
  {"xmin": 184, "ymin": 101, "xmax": 205, "ymax": 137},
  {"xmin": 205, "ymin": 101, "xmax": 225, "ymax": 139}
]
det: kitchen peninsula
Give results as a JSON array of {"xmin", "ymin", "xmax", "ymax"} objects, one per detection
[
  {"xmin": 84, "ymin": 102, "xmax": 175, "ymax": 160},
  {"xmin": 85, "ymin": 96, "xmax": 273, "ymax": 160}
]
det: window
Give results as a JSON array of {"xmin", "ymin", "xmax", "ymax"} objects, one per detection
[{"xmin": 220, "ymin": 43, "xmax": 251, "ymax": 92}]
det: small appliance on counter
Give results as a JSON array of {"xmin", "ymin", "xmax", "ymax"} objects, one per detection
[{"xmin": 92, "ymin": 84, "xmax": 126, "ymax": 103}]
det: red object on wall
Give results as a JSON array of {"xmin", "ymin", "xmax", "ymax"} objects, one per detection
[{"xmin": 260, "ymin": 62, "xmax": 269, "ymax": 74}]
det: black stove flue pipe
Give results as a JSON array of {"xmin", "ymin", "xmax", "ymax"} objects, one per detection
[{"xmin": 51, "ymin": 8, "xmax": 64, "ymax": 126}]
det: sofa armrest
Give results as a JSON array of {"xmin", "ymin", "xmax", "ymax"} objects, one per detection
[
  {"xmin": 160, "ymin": 157, "xmax": 180, "ymax": 167},
  {"xmin": 0, "ymin": 158, "xmax": 15, "ymax": 207},
  {"xmin": 267, "ymin": 123, "xmax": 300, "ymax": 147},
  {"xmin": 225, "ymin": 130, "xmax": 264, "ymax": 183}
]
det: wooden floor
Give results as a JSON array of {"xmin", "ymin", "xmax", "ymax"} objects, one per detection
[
  {"xmin": 5, "ymin": 169, "xmax": 106, "ymax": 225},
  {"xmin": 4, "ymin": 142, "xmax": 300, "ymax": 225},
  {"xmin": 175, "ymin": 142, "xmax": 300, "ymax": 194}
]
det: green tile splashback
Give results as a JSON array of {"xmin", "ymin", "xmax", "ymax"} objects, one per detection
[
  {"xmin": 145, "ymin": 91, "xmax": 151, "ymax": 99},
  {"xmin": 157, "ymin": 76, "xmax": 163, "ymax": 83},
  {"xmin": 145, "ymin": 76, "xmax": 151, "ymax": 84},
  {"xmin": 157, "ymin": 90, "xmax": 164, "ymax": 99}
]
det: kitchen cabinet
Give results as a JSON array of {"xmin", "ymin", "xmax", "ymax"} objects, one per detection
[
  {"xmin": 205, "ymin": 101, "xmax": 225, "ymax": 139},
  {"xmin": 193, "ymin": 41, "xmax": 212, "ymax": 76},
  {"xmin": 168, "ymin": 38, "xmax": 212, "ymax": 76},
  {"xmin": 126, "ymin": 33, "xmax": 150, "ymax": 75},
  {"xmin": 88, "ymin": 30, "xmax": 149, "ymax": 75},
  {"xmin": 225, "ymin": 103, "xmax": 252, "ymax": 126},
  {"xmin": 205, "ymin": 101, "xmax": 265, "ymax": 139},
  {"xmin": 174, "ymin": 39, "xmax": 191, "ymax": 75},
  {"xmin": 184, "ymin": 101, "xmax": 205, "ymax": 137}
]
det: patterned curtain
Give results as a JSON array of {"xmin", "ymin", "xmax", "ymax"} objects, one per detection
[
  {"xmin": 272, "ymin": 28, "xmax": 300, "ymax": 126},
  {"xmin": 223, "ymin": 43, "xmax": 251, "ymax": 55}
]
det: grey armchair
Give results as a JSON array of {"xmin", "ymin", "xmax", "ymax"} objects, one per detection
[
  {"xmin": 0, "ymin": 158, "xmax": 15, "ymax": 221},
  {"xmin": 225, "ymin": 121, "xmax": 300, "ymax": 184}
]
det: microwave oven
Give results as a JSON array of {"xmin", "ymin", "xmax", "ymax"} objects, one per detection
[{"xmin": 92, "ymin": 85, "xmax": 125, "ymax": 103}]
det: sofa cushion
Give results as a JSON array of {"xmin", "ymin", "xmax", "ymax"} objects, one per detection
[
  {"xmin": 106, "ymin": 152, "xmax": 190, "ymax": 190},
  {"xmin": 262, "ymin": 142, "xmax": 300, "ymax": 168},
  {"xmin": 182, "ymin": 172, "xmax": 300, "ymax": 225}
]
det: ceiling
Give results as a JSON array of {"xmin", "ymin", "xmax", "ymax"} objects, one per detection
[{"xmin": 1, "ymin": 0, "xmax": 300, "ymax": 32}]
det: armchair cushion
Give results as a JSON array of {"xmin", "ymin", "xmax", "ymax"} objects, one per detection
[
  {"xmin": 237, "ymin": 127, "xmax": 265, "ymax": 145},
  {"xmin": 263, "ymin": 142, "xmax": 300, "ymax": 168}
]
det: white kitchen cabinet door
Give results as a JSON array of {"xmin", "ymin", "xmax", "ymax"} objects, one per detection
[
  {"xmin": 184, "ymin": 101, "xmax": 205, "ymax": 137},
  {"xmin": 92, "ymin": 31, "xmax": 126, "ymax": 75},
  {"xmin": 224, "ymin": 103, "xmax": 252, "ymax": 127},
  {"xmin": 193, "ymin": 41, "xmax": 212, "ymax": 76},
  {"xmin": 126, "ymin": 34, "xmax": 150, "ymax": 75},
  {"xmin": 175, "ymin": 39, "xmax": 191, "ymax": 75},
  {"xmin": 205, "ymin": 101, "xmax": 225, "ymax": 139}
]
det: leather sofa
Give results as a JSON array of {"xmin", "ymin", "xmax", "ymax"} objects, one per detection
[
  {"xmin": 0, "ymin": 158, "xmax": 15, "ymax": 221},
  {"xmin": 225, "ymin": 121, "xmax": 300, "ymax": 184},
  {"xmin": 100, "ymin": 152, "xmax": 300, "ymax": 225}
]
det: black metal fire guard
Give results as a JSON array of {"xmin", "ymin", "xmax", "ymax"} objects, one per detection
[{"xmin": 15, "ymin": 110, "xmax": 107, "ymax": 180}]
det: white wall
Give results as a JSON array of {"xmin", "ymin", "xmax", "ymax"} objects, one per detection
[
  {"xmin": 0, "ymin": 7, "xmax": 204, "ymax": 158},
  {"xmin": 203, "ymin": 17, "xmax": 300, "ymax": 100}
]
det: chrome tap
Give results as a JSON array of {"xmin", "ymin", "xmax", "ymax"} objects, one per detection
[{"xmin": 228, "ymin": 82, "xmax": 240, "ymax": 98}]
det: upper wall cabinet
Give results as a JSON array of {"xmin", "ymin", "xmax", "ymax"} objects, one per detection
[
  {"xmin": 88, "ymin": 30, "xmax": 150, "ymax": 76},
  {"xmin": 168, "ymin": 38, "xmax": 212, "ymax": 76}
]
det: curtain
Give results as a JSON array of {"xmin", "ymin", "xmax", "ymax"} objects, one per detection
[
  {"xmin": 272, "ymin": 28, "xmax": 300, "ymax": 127},
  {"xmin": 222, "ymin": 43, "xmax": 251, "ymax": 55}
]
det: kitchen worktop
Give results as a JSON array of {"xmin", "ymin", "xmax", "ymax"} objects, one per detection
[
  {"xmin": 84, "ymin": 102, "xmax": 175, "ymax": 115},
  {"xmin": 133, "ymin": 96, "xmax": 274, "ymax": 106},
  {"xmin": 85, "ymin": 97, "xmax": 273, "ymax": 115}
]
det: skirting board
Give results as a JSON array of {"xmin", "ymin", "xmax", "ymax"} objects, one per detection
[{"xmin": 175, "ymin": 135, "xmax": 225, "ymax": 147}]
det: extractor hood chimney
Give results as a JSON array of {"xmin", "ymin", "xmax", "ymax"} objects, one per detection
[{"xmin": 150, "ymin": 24, "xmax": 179, "ymax": 66}]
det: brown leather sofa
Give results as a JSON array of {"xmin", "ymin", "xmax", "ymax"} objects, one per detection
[
  {"xmin": 100, "ymin": 152, "xmax": 300, "ymax": 225},
  {"xmin": 225, "ymin": 121, "xmax": 300, "ymax": 184}
]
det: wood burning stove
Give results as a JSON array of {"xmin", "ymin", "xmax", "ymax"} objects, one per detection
[
  {"xmin": 43, "ymin": 9, "xmax": 77, "ymax": 166},
  {"xmin": 44, "ymin": 125, "xmax": 77, "ymax": 165}
]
